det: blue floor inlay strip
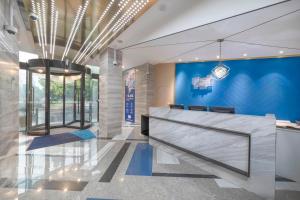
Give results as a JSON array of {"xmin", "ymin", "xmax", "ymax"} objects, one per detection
[
  {"xmin": 72, "ymin": 129, "xmax": 96, "ymax": 140},
  {"xmin": 27, "ymin": 133, "xmax": 80, "ymax": 151},
  {"xmin": 126, "ymin": 143, "xmax": 153, "ymax": 176},
  {"xmin": 87, "ymin": 198, "xmax": 118, "ymax": 200}
]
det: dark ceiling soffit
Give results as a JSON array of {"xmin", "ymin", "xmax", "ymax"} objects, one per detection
[
  {"xmin": 32, "ymin": 36, "xmax": 82, "ymax": 51},
  {"xmin": 17, "ymin": 0, "xmax": 31, "ymax": 31}
]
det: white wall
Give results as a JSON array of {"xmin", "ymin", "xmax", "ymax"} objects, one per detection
[{"xmin": 276, "ymin": 128, "xmax": 300, "ymax": 182}]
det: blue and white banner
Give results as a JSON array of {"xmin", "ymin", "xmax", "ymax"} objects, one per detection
[{"xmin": 125, "ymin": 69, "xmax": 135, "ymax": 123}]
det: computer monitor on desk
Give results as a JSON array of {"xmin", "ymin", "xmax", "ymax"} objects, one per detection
[
  {"xmin": 169, "ymin": 104, "xmax": 184, "ymax": 109},
  {"xmin": 188, "ymin": 106, "xmax": 207, "ymax": 111},
  {"xmin": 209, "ymin": 106, "xmax": 235, "ymax": 114}
]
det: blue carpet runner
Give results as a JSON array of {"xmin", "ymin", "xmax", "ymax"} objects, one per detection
[{"xmin": 27, "ymin": 129, "xmax": 96, "ymax": 151}]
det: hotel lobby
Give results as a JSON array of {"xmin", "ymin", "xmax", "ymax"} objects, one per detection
[{"xmin": 0, "ymin": 0, "xmax": 300, "ymax": 199}]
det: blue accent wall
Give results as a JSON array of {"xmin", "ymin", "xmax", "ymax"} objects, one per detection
[{"xmin": 175, "ymin": 57, "xmax": 300, "ymax": 121}]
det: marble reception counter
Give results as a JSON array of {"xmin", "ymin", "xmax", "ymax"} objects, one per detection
[{"xmin": 149, "ymin": 107, "xmax": 277, "ymax": 199}]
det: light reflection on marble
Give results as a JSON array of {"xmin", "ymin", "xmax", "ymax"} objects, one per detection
[
  {"xmin": 0, "ymin": 125, "xmax": 267, "ymax": 200},
  {"xmin": 156, "ymin": 148, "xmax": 180, "ymax": 165}
]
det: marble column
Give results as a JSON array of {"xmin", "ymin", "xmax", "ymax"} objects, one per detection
[
  {"xmin": 122, "ymin": 63, "xmax": 154, "ymax": 124},
  {"xmin": 0, "ymin": 0, "xmax": 19, "ymax": 159},
  {"xmin": 88, "ymin": 48, "xmax": 123, "ymax": 137}
]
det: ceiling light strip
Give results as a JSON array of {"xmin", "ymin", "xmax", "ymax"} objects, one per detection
[
  {"xmin": 35, "ymin": 21, "xmax": 42, "ymax": 47},
  {"xmin": 50, "ymin": 0, "xmax": 55, "ymax": 55},
  {"xmin": 75, "ymin": 42, "xmax": 92, "ymax": 63},
  {"xmin": 37, "ymin": 2, "xmax": 45, "ymax": 58},
  {"xmin": 61, "ymin": 5, "xmax": 83, "ymax": 60},
  {"xmin": 72, "ymin": 0, "xmax": 116, "ymax": 62},
  {"xmin": 75, "ymin": 0, "xmax": 130, "ymax": 63},
  {"xmin": 111, "ymin": 1, "xmax": 137, "ymax": 30},
  {"xmin": 82, "ymin": 8, "xmax": 138, "ymax": 64},
  {"xmin": 52, "ymin": 11, "xmax": 58, "ymax": 59},
  {"xmin": 31, "ymin": 0, "xmax": 42, "ymax": 48},
  {"xmin": 65, "ymin": 0, "xmax": 90, "ymax": 57},
  {"xmin": 113, "ymin": 0, "xmax": 147, "ymax": 32},
  {"xmin": 41, "ymin": 0, "xmax": 47, "ymax": 47},
  {"xmin": 112, "ymin": 0, "xmax": 145, "ymax": 31},
  {"xmin": 81, "ymin": 0, "xmax": 148, "ymax": 62}
]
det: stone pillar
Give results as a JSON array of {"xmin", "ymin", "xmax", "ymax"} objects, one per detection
[
  {"xmin": 0, "ymin": 0, "xmax": 19, "ymax": 159},
  {"xmin": 122, "ymin": 63, "xmax": 154, "ymax": 125},
  {"xmin": 93, "ymin": 48, "xmax": 123, "ymax": 137}
]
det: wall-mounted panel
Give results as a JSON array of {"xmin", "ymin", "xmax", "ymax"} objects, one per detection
[{"xmin": 175, "ymin": 57, "xmax": 300, "ymax": 121}]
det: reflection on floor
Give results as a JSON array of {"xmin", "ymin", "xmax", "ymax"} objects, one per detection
[{"xmin": 0, "ymin": 125, "xmax": 298, "ymax": 200}]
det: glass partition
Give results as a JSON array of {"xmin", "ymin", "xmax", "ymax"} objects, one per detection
[
  {"xmin": 91, "ymin": 77, "xmax": 99, "ymax": 122},
  {"xmin": 27, "ymin": 69, "xmax": 46, "ymax": 135},
  {"xmin": 85, "ymin": 74, "xmax": 92, "ymax": 127},
  {"xmin": 19, "ymin": 69, "xmax": 27, "ymax": 132},
  {"xmin": 50, "ymin": 75, "xmax": 64, "ymax": 127}
]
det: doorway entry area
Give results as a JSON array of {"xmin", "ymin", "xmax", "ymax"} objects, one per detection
[{"xmin": 19, "ymin": 59, "xmax": 99, "ymax": 136}]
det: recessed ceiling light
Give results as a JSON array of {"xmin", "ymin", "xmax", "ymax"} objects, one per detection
[
  {"xmin": 36, "ymin": 187, "xmax": 42, "ymax": 192},
  {"xmin": 243, "ymin": 53, "xmax": 247, "ymax": 57},
  {"xmin": 121, "ymin": 65, "xmax": 125, "ymax": 69},
  {"xmin": 178, "ymin": 58, "xmax": 182, "ymax": 62},
  {"xmin": 63, "ymin": 188, "xmax": 68, "ymax": 192},
  {"xmin": 37, "ymin": 69, "xmax": 43, "ymax": 73},
  {"xmin": 64, "ymin": 69, "xmax": 69, "ymax": 73},
  {"xmin": 279, "ymin": 50, "xmax": 284, "ymax": 54},
  {"xmin": 216, "ymin": 55, "xmax": 220, "ymax": 59}
]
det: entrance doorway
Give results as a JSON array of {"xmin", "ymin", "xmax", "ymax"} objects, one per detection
[{"xmin": 20, "ymin": 59, "xmax": 98, "ymax": 136}]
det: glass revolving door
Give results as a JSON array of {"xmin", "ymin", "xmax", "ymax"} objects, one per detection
[
  {"xmin": 26, "ymin": 59, "xmax": 93, "ymax": 135},
  {"xmin": 27, "ymin": 66, "xmax": 47, "ymax": 135}
]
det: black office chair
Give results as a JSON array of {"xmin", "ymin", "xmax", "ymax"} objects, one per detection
[
  {"xmin": 188, "ymin": 106, "xmax": 207, "ymax": 111},
  {"xmin": 169, "ymin": 104, "xmax": 184, "ymax": 109},
  {"xmin": 209, "ymin": 106, "xmax": 235, "ymax": 114}
]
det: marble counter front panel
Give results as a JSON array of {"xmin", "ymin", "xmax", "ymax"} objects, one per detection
[{"xmin": 149, "ymin": 107, "xmax": 276, "ymax": 199}]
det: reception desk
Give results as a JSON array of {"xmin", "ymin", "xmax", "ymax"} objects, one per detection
[{"xmin": 149, "ymin": 107, "xmax": 276, "ymax": 199}]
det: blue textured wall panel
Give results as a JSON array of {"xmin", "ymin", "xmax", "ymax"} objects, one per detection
[{"xmin": 175, "ymin": 57, "xmax": 300, "ymax": 121}]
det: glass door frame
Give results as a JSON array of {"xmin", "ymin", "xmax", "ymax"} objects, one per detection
[
  {"xmin": 91, "ymin": 73, "xmax": 99, "ymax": 122},
  {"xmin": 23, "ymin": 59, "xmax": 91, "ymax": 135}
]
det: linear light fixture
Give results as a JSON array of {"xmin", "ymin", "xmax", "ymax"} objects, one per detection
[
  {"xmin": 113, "ymin": 0, "xmax": 148, "ymax": 31},
  {"xmin": 61, "ymin": 5, "xmax": 82, "ymax": 60},
  {"xmin": 72, "ymin": 0, "xmax": 116, "ymax": 62},
  {"xmin": 62, "ymin": 0, "xmax": 89, "ymax": 61},
  {"xmin": 80, "ymin": 0, "xmax": 149, "ymax": 63},
  {"xmin": 36, "ymin": 2, "xmax": 45, "ymax": 58},
  {"xmin": 75, "ymin": 0, "xmax": 130, "ymax": 63},
  {"xmin": 65, "ymin": 0, "xmax": 89, "ymax": 56},
  {"xmin": 52, "ymin": 11, "xmax": 58, "ymax": 59},
  {"xmin": 31, "ymin": 0, "xmax": 42, "ymax": 47},
  {"xmin": 50, "ymin": 0, "xmax": 55, "ymax": 56},
  {"xmin": 75, "ymin": 42, "xmax": 92, "ymax": 63},
  {"xmin": 41, "ymin": 0, "xmax": 47, "ymax": 47}
]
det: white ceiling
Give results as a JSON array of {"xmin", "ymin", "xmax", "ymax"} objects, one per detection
[{"xmin": 110, "ymin": 0, "xmax": 300, "ymax": 68}]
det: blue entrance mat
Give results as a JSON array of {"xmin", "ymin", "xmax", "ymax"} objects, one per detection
[
  {"xmin": 27, "ymin": 130, "xmax": 96, "ymax": 151},
  {"xmin": 72, "ymin": 129, "xmax": 96, "ymax": 140}
]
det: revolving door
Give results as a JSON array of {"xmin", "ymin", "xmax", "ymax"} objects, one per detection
[{"xmin": 25, "ymin": 59, "xmax": 94, "ymax": 135}]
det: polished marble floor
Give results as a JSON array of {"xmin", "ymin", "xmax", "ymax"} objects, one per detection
[{"xmin": 0, "ymin": 125, "xmax": 298, "ymax": 200}]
